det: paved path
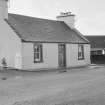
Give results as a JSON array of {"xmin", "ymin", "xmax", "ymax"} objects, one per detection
[{"xmin": 0, "ymin": 66, "xmax": 105, "ymax": 105}]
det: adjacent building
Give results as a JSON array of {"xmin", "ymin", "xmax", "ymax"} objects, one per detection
[{"xmin": 86, "ymin": 36, "xmax": 105, "ymax": 64}]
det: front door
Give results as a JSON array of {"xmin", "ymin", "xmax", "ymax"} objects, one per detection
[{"xmin": 58, "ymin": 44, "xmax": 66, "ymax": 68}]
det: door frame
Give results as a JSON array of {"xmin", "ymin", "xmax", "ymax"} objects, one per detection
[{"xmin": 58, "ymin": 43, "xmax": 66, "ymax": 68}]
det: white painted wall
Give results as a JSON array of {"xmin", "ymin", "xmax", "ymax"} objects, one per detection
[
  {"xmin": 22, "ymin": 43, "xmax": 58, "ymax": 70},
  {"xmin": 22, "ymin": 42, "xmax": 90, "ymax": 70},
  {"xmin": 0, "ymin": 19, "xmax": 22, "ymax": 69},
  {"xmin": 66, "ymin": 44, "xmax": 90, "ymax": 67}
]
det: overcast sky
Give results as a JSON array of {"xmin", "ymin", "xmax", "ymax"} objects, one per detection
[{"xmin": 9, "ymin": 0, "xmax": 105, "ymax": 35}]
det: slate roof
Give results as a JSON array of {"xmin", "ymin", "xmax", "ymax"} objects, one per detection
[
  {"xmin": 7, "ymin": 13, "xmax": 89, "ymax": 43},
  {"xmin": 86, "ymin": 36, "xmax": 105, "ymax": 49}
]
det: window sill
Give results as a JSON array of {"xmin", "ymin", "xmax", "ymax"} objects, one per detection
[
  {"xmin": 78, "ymin": 58, "xmax": 84, "ymax": 60},
  {"xmin": 34, "ymin": 60, "xmax": 43, "ymax": 63}
]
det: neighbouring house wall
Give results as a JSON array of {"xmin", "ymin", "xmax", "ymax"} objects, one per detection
[
  {"xmin": 66, "ymin": 44, "xmax": 90, "ymax": 67},
  {"xmin": 0, "ymin": 20, "xmax": 22, "ymax": 69},
  {"xmin": 0, "ymin": 0, "xmax": 8, "ymax": 19},
  {"xmin": 22, "ymin": 43, "xmax": 58, "ymax": 70}
]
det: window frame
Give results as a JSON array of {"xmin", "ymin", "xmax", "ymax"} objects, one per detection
[
  {"xmin": 33, "ymin": 43, "xmax": 43, "ymax": 63},
  {"xmin": 78, "ymin": 44, "xmax": 84, "ymax": 60}
]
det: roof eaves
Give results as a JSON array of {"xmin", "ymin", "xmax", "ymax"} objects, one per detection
[
  {"xmin": 22, "ymin": 40, "xmax": 90, "ymax": 44},
  {"xmin": 73, "ymin": 28, "xmax": 90, "ymax": 43},
  {"xmin": 60, "ymin": 22, "xmax": 90, "ymax": 44}
]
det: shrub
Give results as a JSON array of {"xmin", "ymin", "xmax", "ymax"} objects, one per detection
[{"xmin": 1, "ymin": 57, "xmax": 7, "ymax": 68}]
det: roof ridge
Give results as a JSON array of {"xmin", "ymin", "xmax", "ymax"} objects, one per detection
[{"xmin": 8, "ymin": 13, "xmax": 60, "ymax": 23}]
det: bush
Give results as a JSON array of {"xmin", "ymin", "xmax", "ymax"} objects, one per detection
[{"xmin": 1, "ymin": 57, "xmax": 7, "ymax": 68}]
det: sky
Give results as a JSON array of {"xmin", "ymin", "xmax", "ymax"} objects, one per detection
[{"xmin": 8, "ymin": 0, "xmax": 105, "ymax": 35}]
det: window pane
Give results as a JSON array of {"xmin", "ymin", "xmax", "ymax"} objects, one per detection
[
  {"xmin": 37, "ymin": 53, "xmax": 39, "ymax": 59},
  {"xmin": 34, "ymin": 44, "xmax": 43, "ymax": 62},
  {"xmin": 37, "ymin": 46, "xmax": 40, "ymax": 52},
  {"xmin": 78, "ymin": 44, "xmax": 84, "ymax": 60},
  {"xmin": 34, "ymin": 46, "xmax": 37, "ymax": 52},
  {"xmin": 34, "ymin": 53, "xmax": 37, "ymax": 59}
]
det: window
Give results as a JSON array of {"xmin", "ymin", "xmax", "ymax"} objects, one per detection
[
  {"xmin": 78, "ymin": 44, "xmax": 84, "ymax": 60},
  {"xmin": 34, "ymin": 43, "xmax": 43, "ymax": 63}
]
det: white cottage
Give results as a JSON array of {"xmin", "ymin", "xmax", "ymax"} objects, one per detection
[{"xmin": 0, "ymin": 0, "xmax": 90, "ymax": 70}]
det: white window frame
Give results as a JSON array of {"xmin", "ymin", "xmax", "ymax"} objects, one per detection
[
  {"xmin": 34, "ymin": 43, "xmax": 43, "ymax": 63},
  {"xmin": 78, "ymin": 44, "xmax": 84, "ymax": 60}
]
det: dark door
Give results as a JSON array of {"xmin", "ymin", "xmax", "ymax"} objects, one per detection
[{"xmin": 58, "ymin": 44, "xmax": 66, "ymax": 67}]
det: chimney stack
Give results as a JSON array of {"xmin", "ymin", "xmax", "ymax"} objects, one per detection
[{"xmin": 56, "ymin": 12, "xmax": 75, "ymax": 29}]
